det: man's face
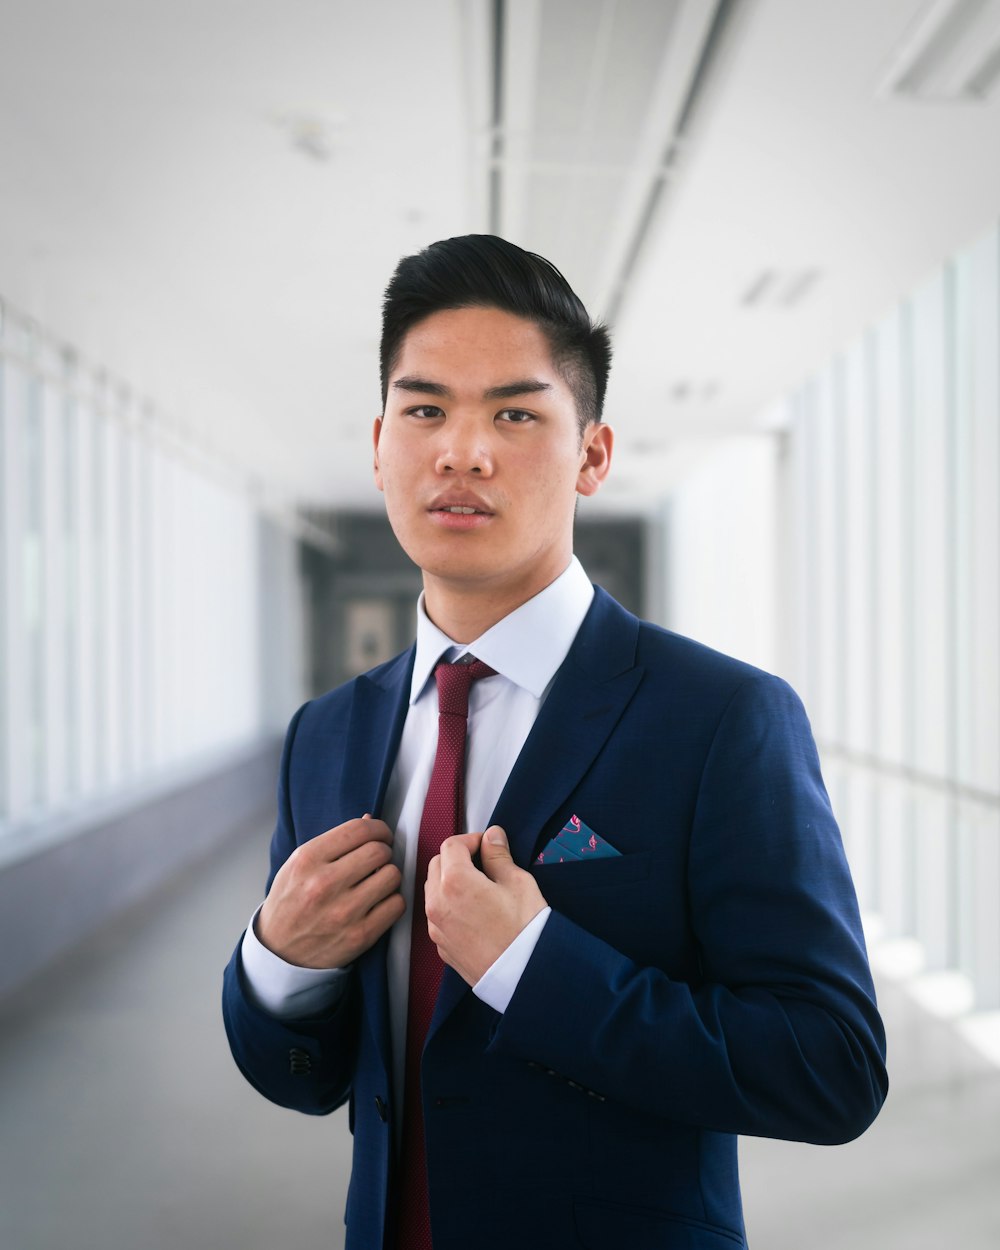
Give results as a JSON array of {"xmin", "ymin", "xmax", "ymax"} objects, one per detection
[{"xmin": 373, "ymin": 305, "xmax": 612, "ymax": 620}]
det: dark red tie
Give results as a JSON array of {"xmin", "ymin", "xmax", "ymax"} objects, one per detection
[{"xmin": 397, "ymin": 657, "xmax": 495, "ymax": 1249}]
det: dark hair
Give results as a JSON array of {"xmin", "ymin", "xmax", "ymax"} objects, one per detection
[{"xmin": 380, "ymin": 234, "xmax": 612, "ymax": 433}]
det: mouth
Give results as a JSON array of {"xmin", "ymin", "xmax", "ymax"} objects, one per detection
[
  {"xmin": 428, "ymin": 495, "xmax": 495, "ymax": 528},
  {"xmin": 429, "ymin": 493, "xmax": 494, "ymax": 516}
]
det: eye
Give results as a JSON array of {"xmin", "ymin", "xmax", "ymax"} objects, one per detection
[
  {"xmin": 406, "ymin": 405, "xmax": 445, "ymax": 419},
  {"xmin": 496, "ymin": 408, "xmax": 535, "ymax": 424}
]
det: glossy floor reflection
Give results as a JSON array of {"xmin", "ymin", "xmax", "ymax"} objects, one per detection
[{"xmin": 1, "ymin": 821, "xmax": 998, "ymax": 1249}]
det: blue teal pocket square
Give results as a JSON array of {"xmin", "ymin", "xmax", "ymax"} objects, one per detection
[{"xmin": 535, "ymin": 815, "xmax": 621, "ymax": 864}]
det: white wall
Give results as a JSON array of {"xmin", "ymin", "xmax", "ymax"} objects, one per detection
[
  {"xmin": 0, "ymin": 303, "xmax": 304, "ymax": 851},
  {"xmin": 752, "ymin": 225, "xmax": 1000, "ymax": 1026},
  {"xmin": 664, "ymin": 434, "xmax": 779, "ymax": 675},
  {"xmin": 659, "ymin": 221, "xmax": 1000, "ymax": 1033}
]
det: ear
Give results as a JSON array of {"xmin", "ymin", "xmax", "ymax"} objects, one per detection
[
  {"xmin": 576, "ymin": 421, "xmax": 613, "ymax": 497},
  {"xmin": 373, "ymin": 416, "xmax": 385, "ymax": 492}
]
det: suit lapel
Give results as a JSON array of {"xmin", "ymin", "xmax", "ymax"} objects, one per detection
[
  {"xmin": 342, "ymin": 647, "xmax": 415, "ymax": 1078},
  {"xmin": 339, "ymin": 646, "xmax": 415, "ymax": 818},
  {"xmin": 492, "ymin": 593, "xmax": 644, "ymax": 867},
  {"xmin": 430, "ymin": 588, "xmax": 645, "ymax": 1031}
]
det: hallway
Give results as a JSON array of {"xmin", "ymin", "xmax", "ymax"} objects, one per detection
[
  {"xmin": 2, "ymin": 5, "xmax": 1000, "ymax": 1247},
  {"xmin": 1, "ymin": 822, "xmax": 998, "ymax": 1249},
  {"xmin": 0, "ymin": 823, "xmax": 345, "ymax": 1250}
]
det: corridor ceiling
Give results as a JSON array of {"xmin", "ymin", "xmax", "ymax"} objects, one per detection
[{"xmin": 2, "ymin": 0, "xmax": 1000, "ymax": 511}]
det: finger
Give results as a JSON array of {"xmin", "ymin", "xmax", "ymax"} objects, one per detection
[
  {"xmin": 439, "ymin": 832, "xmax": 484, "ymax": 866},
  {"xmin": 348, "ymin": 887, "xmax": 407, "ymax": 956},
  {"xmin": 347, "ymin": 860, "xmax": 403, "ymax": 915},
  {"xmin": 308, "ymin": 815, "xmax": 393, "ymax": 863},
  {"xmin": 425, "ymin": 853, "xmax": 442, "ymax": 898},
  {"xmin": 326, "ymin": 837, "xmax": 395, "ymax": 890},
  {"xmin": 479, "ymin": 824, "xmax": 516, "ymax": 881},
  {"xmin": 365, "ymin": 888, "xmax": 407, "ymax": 934}
]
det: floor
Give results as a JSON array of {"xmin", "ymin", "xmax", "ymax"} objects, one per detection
[{"xmin": 1, "ymin": 821, "xmax": 998, "ymax": 1250}]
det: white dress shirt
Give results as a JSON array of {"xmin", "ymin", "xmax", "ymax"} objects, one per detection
[{"xmin": 241, "ymin": 556, "xmax": 594, "ymax": 1116}]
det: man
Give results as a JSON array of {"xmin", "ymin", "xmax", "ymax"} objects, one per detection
[{"xmin": 223, "ymin": 234, "xmax": 887, "ymax": 1250}]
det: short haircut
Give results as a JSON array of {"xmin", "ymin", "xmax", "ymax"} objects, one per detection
[{"xmin": 380, "ymin": 234, "xmax": 612, "ymax": 434}]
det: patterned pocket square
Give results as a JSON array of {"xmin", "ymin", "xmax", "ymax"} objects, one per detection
[{"xmin": 535, "ymin": 814, "xmax": 621, "ymax": 864}]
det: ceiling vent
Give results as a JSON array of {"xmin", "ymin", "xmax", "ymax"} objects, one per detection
[{"xmin": 877, "ymin": 0, "xmax": 1000, "ymax": 103}]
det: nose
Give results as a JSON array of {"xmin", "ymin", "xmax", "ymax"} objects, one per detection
[{"xmin": 434, "ymin": 420, "xmax": 494, "ymax": 476}]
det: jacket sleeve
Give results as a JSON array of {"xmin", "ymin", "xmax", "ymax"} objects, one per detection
[
  {"xmin": 487, "ymin": 674, "xmax": 888, "ymax": 1145},
  {"xmin": 221, "ymin": 701, "xmax": 360, "ymax": 1116}
]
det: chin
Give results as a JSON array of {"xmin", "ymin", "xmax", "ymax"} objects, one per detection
[{"xmin": 424, "ymin": 555, "xmax": 501, "ymax": 585}]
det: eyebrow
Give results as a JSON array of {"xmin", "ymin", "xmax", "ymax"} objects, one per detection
[{"xmin": 392, "ymin": 376, "xmax": 553, "ymax": 401}]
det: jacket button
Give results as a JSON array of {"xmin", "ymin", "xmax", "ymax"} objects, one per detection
[
  {"xmin": 288, "ymin": 1048, "xmax": 312, "ymax": 1076},
  {"xmin": 374, "ymin": 1095, "xmax": 388, "ymax": 1122}
]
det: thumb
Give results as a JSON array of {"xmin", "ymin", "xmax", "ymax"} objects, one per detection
[{"xmin": 479, "ymin": 825, "xmax": 515, "ymax": 880}]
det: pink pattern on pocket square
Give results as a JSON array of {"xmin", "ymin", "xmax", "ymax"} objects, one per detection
[{"xmin": 534, "ymin": 814, "xmax": 621, "ymax": 863}]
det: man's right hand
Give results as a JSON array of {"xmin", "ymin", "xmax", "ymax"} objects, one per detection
[{"xmin": 254, "ymin": 816, "xmax": 405, "ymax": 969}]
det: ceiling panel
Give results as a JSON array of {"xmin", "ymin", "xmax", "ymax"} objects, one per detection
[{"xmin": 2, "ymin": 0, "xmax": 1000, "ymax": 516}]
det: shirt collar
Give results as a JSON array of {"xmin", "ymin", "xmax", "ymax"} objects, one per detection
[{"xmin": 409, "ymin": 555, "xmax": 594, "ymax": 704}]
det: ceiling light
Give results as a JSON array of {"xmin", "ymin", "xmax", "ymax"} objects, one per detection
[
  {"xmin": 877, "ymin": 0, "xmax": 1000, "ymax": 102},
  {"xmin": 741, "ymin": 270, "xmax": 775, "ymax": 307},
  {"xmin": 740, "ymin": 269, "xmax": 823, "ymax": 309},
  {"xmin": 778, "ymin": 269, "xmax": 822, "ymax": 307}
]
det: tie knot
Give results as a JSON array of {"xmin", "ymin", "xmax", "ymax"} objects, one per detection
[{"xmin": 434, "ymin": 657, "xmax": 496, "ymax": 716}]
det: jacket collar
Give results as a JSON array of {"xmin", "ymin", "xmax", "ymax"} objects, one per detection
[{"xmin": 408, "ymin": 555, "xmax": 594, "ymax": 704}]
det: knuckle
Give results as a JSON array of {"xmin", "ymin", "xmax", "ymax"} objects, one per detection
[
  {"xmin": 299, "ymin": 874, "xmax": 326, "ymax": 910},
  {"xmin": 328, "ymin": 892, "xmax": 356, "ymax": 927},
  {"xmin": 358, "ymin": 818, "xmax": 386, "ymax": 845},
  {"xmin": 367, "ymin": 840, "xmax": 392, "ymax": 867},
  {"xmin": 440, "ymin": 871, "xmax": 463, "ymax": 900},
  {"xmin": 331, "ymin": 819, "xmax": 362, "ymax": 852},
  {"xmin": 369, "ymin": 818, "xmax": 390, "ymax": 841},
  {"xmin": 286, "ymin": 843, "xmax": 308, "ymax": 875},
  {"xmin": 380, "ymin": 863, "xmax": 403, "ymax": 892}
]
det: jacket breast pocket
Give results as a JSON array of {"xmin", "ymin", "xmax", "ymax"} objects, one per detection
[
  {"xmin": 532, "ymin": 849, "xmax": 654, "ymax": 892},
  {"xmin": 532, "ymin": 849, "xmax": 687, "ymax": 969}
]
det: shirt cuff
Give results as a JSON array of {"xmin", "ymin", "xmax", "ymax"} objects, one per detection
[
  {"xmin": 240, "ymin": 905, "xmax": 352, "ymax": 1020},
  {"xmin": 473, "ymin": 907, "xmax": 551, "ymax": 1014}
]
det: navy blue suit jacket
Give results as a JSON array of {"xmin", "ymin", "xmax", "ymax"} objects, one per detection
[{"xmin": 223, "ymin": 588, "xmax": 887, "ymax": 1249}]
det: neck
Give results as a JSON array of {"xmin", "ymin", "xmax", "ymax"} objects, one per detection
[{"xmin": 422, "ymin": 560, "xmax": 571, "ymax": 643}]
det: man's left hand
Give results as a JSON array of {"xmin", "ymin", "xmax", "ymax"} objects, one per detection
[{"xmin": 425, "ymin": 826, "xmax": 547, "ymax": 985}]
